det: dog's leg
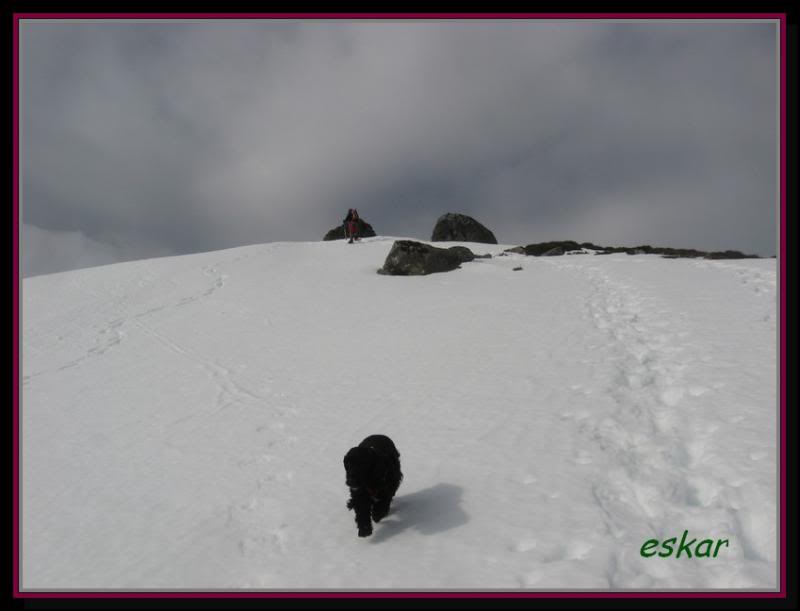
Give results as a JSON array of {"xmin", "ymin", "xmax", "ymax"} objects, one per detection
[
  {"xmin": 350, "ymin": 491, "xmax": 373, "ymax": 537},
  {"xmin": 371, "ymin": 497, "xmax": 391, "ymax": 522},
  {"xmin": 372, "ymin": 467, "xmax": 401, "ymax": 522}
]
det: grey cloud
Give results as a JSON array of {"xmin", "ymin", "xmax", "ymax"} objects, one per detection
[{"xmin": 21, "ymin": 20, "xmax": 778, "ymax": 277}]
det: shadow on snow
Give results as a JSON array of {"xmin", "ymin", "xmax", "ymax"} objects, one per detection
[{"xmin": 369, "ymin": 482, "xmax": 469, "ymax": 543}]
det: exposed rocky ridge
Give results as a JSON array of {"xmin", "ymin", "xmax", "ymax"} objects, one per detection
[{"xmin": 506, "ymin": 241, "xmax": 760, "ymax": 260}]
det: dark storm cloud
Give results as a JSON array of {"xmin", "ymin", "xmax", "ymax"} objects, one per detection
[{"xmin": 20, "ymin": 20, "xmax": 778, "ymax": 276}]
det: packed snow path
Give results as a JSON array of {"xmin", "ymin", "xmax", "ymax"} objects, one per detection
[{"xmin": 21, "ymin": 238, "xmax": 777, "ymax": 590}]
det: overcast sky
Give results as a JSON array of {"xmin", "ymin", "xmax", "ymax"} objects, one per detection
[{"xmin": 20, "ymin": 19, "xmax": 778, "ymax": 277}]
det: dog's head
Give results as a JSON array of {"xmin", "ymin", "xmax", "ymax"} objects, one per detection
[{"xmin": 343, "ymin": 446, "xmax": 386, "ymax": 491}]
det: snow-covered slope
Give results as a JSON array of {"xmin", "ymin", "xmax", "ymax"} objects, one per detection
[{"xmin": 21, "ymin": 237, "xmax": 778, "ymax": 590}]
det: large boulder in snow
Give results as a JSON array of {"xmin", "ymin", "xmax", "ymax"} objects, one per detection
[
  {"xmin": 378, "ymin": 240, "xmax": 467, "ymax": 276},
  {"xmin": 431, "ymin": 213, "xmax": 498, "ymax": 244},
  {"xmin": 323, "ymin": 218, "xmax": 377, "ymax": 241}
]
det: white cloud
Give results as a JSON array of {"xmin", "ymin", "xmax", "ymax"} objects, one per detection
[{"xmin": 21, "ymin": 224, "xmax": 123, "ymax": 278}]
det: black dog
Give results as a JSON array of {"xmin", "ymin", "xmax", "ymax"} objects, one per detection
[{"xmin": 343, "ymin": 434, "xmax": 403, "ymax": 537}]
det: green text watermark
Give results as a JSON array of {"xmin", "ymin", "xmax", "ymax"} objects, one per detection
[{"xmin": 640, "ymin": 531, "xmax": 730, "ymax": 559}]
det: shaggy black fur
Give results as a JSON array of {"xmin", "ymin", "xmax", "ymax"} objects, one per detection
[{"xmin": 343, "ymin": 434, "xmax": 403, "ymax": 537}]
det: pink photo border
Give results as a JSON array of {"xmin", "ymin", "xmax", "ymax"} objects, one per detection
[{"xmin": 11, "ymin": 11, "xmax": 789, "ymax": 601}]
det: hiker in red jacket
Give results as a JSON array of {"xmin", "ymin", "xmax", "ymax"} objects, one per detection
[{"xmin": 344, "ymin": 208, "xmax": 360, "ymax": 243}]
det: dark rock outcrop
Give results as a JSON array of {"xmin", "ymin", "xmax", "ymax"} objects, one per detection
[
  {"xmin": 323, "ymin": 218, "xmax": 377, "ymax": 241},
  {"xmin": 519, "ymin": 240, "xmax": 759, "ymax": 260},
  {"xmin": 378, "ymin": 240, "xmax": 466, "ymax": 276},
  {"xmin": 705, "ymin": 250, "xmax": 759, "ymax": 260},
  {"xmin": 614, "ymin": 246, "xmax": 757, "ymax": 259},
  {"xmin": 523, "ymin": 241, "xmax": 583, "ymax": 256},
  {"xmin": 431, "ymin": 213, "xmax": 498, "ymax": 244}
]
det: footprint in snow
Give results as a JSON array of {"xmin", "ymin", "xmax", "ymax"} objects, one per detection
[
  {"xmin": 685, "ymin": 438, "xmax": 707, "ymax": 466},
  {"xmin": 512, "ymin": 539, "xmax": 538, "ymax": 553},
  {"xmin": 660, "ymin": 387, "xmax": 685, "ymax": 407},
  {"xmin": 565, "ymin": 540, "xmax": 593, "ymax": 560},
  {"xmin": 271, "ymin": 524, "xmax": 290, "ymax": 554},
  {"xmin": 572, "ymin": 451, "xmax": 593, "ymax": 465}
]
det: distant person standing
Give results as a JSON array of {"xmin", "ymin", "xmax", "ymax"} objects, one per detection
[{"xmin": 344, "ymin": 208, "xmax": 360, "ymax": 243}]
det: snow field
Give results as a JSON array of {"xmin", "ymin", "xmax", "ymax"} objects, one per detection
[{"xmin": 21, "ymin": 237, "xmax": 777, "ymax": 589}]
